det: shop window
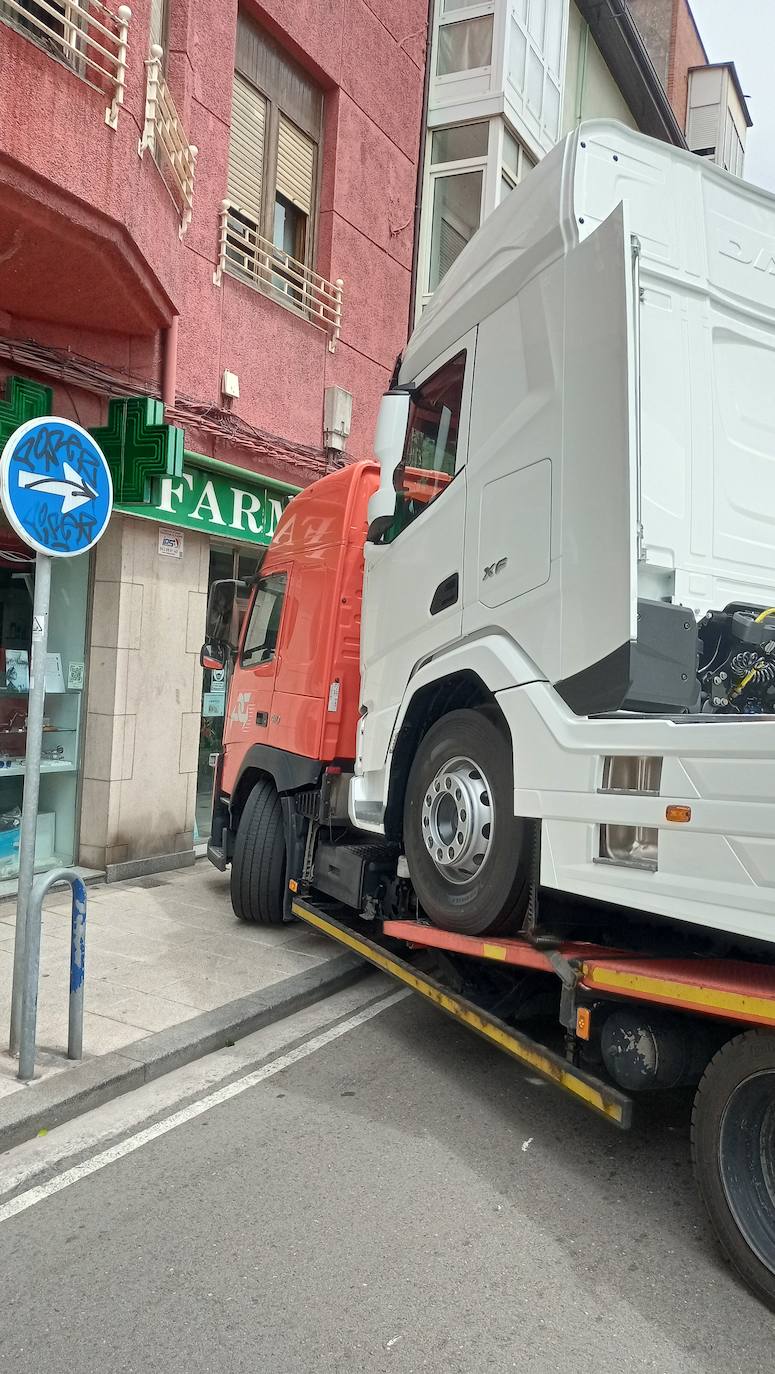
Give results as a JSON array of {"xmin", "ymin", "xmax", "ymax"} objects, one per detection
[
  {"xmin": 427, "ymin": 122, "xmax": 487, "ymax": 293},
  {"xmin": 0, "ymin": 530, "xmax": 88, "ymax": 884},
  {"xmin": 196, "ymin": 545, "xmax": 263, "ymax": 843},
  {"xmin": 380, "ymin": 353, "xmax": 466, "ymax": 545},
  {"xmin": 226, "ymin": 13, "xmax": 323, "ymax": 294},
  {"xmin": 241, "ymin": 571, "xmax": 288, "ymax": 667}
]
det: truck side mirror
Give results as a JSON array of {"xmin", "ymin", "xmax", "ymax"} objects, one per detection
[
  {"xmin": 200, "ymin": 642, "xmax": 228, "ymax": 671},
  {"xmin": 203, "ymin": 578, "xmax": 246, "ymax": 653},
  {"xmin": 367, "ymin": 389, "xmax": 412, "ymax": 541}
]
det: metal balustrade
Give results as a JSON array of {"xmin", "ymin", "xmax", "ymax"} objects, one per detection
[
  {"xmin": 138, "ymin": 44, "xmax": 197, "ymax": 235},
  {"xmin": 0, "ymin": 0, "xmax": 131, "ymax": 128},
  {"xmin": 214, "ymin": 199, "xmax": 344, "ymax": 351}
]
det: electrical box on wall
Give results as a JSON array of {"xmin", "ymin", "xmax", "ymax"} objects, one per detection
[
  {"xmin": 221, "ymin": 369, "xmax": 240, "ymax": 400},
  {"xmin": 324, "ymin": 386, "xmax": 353, "ymax": 453}
]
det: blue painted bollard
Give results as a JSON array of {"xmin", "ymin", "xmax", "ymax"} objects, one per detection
[{"xmin": 18, "ymin": 869, "xmax": 88, "ymax": 1082}]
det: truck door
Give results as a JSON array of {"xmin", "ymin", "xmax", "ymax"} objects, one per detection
[
  {"xmin": 230, "ymin": 568, "xmax": 289, "ymax": 746},
  {"xmin": 358, "ymin": 334, "xmax": 475, "ymax": 789},
  {"xmin": 462, "ymin": 201, "xmax": 638, "ymax": 704}
]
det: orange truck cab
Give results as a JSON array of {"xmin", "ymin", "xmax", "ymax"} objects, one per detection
[{"xmin": 206, "ymin": 460, "xmax": 378, "ymax": 912}]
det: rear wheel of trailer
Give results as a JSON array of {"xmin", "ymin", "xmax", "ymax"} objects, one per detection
[{"xmin": 692, "ymin": 1029, "xmax": 775, "ymax": 1311}]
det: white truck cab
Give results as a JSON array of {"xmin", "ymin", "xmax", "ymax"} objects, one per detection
[{"xmin": 352, "ymin": 119, "xmax": 775, "ymax": 947}]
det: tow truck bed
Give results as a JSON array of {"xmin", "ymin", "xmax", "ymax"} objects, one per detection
[{"xmin": 291, "ymin": 896, "xmax": 775, "ymax": 1133}]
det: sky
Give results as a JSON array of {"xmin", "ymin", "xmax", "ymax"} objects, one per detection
[{"xmin": 689, "ymin": 0, "xmax": 775, "ymax": 193}]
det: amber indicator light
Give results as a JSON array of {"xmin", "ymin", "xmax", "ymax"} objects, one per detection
[{"xmin": 665, "ymin": 804, "xmax": 692, "ymax": 823}]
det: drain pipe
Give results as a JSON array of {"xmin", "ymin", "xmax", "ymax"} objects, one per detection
[
  {"xmin": 407, "ymin": 0, "xmax": 434, "ymax": 338},
  {"xmin": 162, "ymin": 315, "xmax": 179, "ymax": 411},
  {"xmin": 576, "ymin": 18, "xmax": 590, "ymax": 124}
]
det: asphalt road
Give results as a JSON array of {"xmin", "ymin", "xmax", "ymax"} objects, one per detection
[{"xmin": 0, "ymin": 976, "xmax": 772, "ymax": 1373}]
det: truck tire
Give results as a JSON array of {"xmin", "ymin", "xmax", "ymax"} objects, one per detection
[
  {"xmin": 230, "ymin": 778, "xmax": 286, "ymax": 925},
  {"xmin": 691, "ymin": 1029, "xmax": 775, "ymax": 1311},
  {"xmin": 403, "ymin": 709, "xmax": 531, "ymax": 936}
]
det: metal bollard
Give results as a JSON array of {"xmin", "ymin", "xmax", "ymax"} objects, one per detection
[{"xmin": 18, "ymin": 868, "xmax": 88, "ymax": 1083}]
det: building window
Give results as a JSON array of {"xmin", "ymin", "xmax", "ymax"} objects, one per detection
[
  {"xmin": 437, "ymin": 12, "xmax": 494, "ymax": 76},
  {"xmin": 380, "ymin": 353, "xmax": 466, "ymax": 544},
  {"xmin": 427, "ymin": 122, "xmax": 488, "ymax": 292},
  {"xmin": 506, "ymin": 0, "xmax": 566, "ymax": 154},
  {"xmin": 498, "ymin": 124, "xmax": 535, "ymax": 200},
  {"xmin": 0, "ymin": 0, "xmax": 81, "ymax": 66},
  {"xmin": 226, "ymin": 14, "xmax": 323, "ymax": 298},
  {"xmin": 149, "ymin": 0, "xmax": 168, "ymax": 52}
]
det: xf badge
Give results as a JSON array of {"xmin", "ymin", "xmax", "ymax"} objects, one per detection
[{"xmin": 483, "ymin": 557, "xmax": 507, "ymax": 581}]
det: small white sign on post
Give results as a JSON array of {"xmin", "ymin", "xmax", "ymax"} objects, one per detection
[{"xmin": 158, "ymin": 528, "xmax": 184, "ymax": 559}]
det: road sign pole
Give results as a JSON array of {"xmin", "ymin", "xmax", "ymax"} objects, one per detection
[
  {"xmin": 1, "ymin": 413, "xmax": 113, "ymax": 1063},
  {"xmin": 9, "ymin": 552, "xmax": 51, "ymax": 1057}
]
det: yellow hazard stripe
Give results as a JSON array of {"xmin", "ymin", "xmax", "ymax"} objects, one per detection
[
  {"xmin": 292, "ymin": 902, "xmax": 624, "ymax": 1124},
  {"xmin": 584, "ymin": 965, "xmax": 775, "ymax": 1025}
]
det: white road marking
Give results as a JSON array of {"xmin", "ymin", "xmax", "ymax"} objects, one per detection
[{"xmin": 0, "ymin": 987, "xmax": 410, "ymax": 1225}]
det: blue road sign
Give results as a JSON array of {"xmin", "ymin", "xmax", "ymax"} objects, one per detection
[{"xmin": 0, "ymin": 416, "xmax": 113, "ymax": 558}]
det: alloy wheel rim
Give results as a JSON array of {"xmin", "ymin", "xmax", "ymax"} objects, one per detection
[{"xmin": 420, "ymin": 755, "xmax": 494, "ymax": 884}]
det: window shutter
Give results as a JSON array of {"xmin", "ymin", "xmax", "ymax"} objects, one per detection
[
  {"xmin": 228, "ymin": 74, "xmax": 266, "ymax": 225},
  {"xmin": 276, "ymin": 115, "xmax": 315, "ymax": 215},
  {"xmin": 149, "ymin": 0, "xmax": 167, "ymax": 50}
]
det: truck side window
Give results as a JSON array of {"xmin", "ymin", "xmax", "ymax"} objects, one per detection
[
  {"xmin": 241, "ymin": 571, "xmax": 288, "ymax": 667},
  {"xmin": 380, "ymin": 351, "xmax": 465, "ymax": 544}
]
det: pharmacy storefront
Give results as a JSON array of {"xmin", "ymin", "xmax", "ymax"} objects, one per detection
[
  {"xmin": 114, "ymin": 450, "xmax": 296, "ymax": 847},
  {"xmin": 0, "ymin": 380, "xmax": 298, "ymax": 877}
]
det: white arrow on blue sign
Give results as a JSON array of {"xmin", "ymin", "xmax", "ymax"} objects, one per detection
[{"xmin": 0, "ymin": 416, "xmax": 113, "ymax": 558}]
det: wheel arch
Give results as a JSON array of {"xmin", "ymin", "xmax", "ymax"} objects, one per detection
[
  {"xmin": 231, "ymin": 744, "xmax": 323, "ymax": 826},
  {"xmin": 378, "ymin": 633, "xmax": 540, "ymax": 841},
  {"xmin": 384, "ymin": 670, "xmax": 511, "ymax": 840}
]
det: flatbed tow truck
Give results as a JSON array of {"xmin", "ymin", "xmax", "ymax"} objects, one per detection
[
  {"xmin": 285, "ymin": 892, "xmax": 775, "ymax": 1309},
  {"xmin": 204, "ymin": 121, "xmax": 775, "ymax": 1309}
]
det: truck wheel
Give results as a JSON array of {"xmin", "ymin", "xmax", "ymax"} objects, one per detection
[
  {"xmin": 692, "ymin": 1029, "xmax": 775, "ymax": 1311},
  {"xmin": 230, "ymin": 778, "xmax": 286, "ymax": 925},
  {"xmin": 403, "ymin": 709, "xmax": 530, "ymax": 936}
]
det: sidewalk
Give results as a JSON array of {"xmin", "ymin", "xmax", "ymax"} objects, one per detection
[{"xmin": 0, "ymin": 861, "xmax": 361, "ymax": 1148}]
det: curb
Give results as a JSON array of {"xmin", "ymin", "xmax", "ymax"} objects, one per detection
[{"xmin": 0, "ymin": 952, "xmax": 364, "ymax": 1156}]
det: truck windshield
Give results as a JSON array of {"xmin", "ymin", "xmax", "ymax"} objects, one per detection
[{"xmin": 241, "ymin": 571, "xmax": 288, "ymax": 667}]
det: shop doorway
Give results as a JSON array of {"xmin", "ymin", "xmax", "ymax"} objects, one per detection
[{"xmin": 195, "ymin": 541, "xmax": 262, "ymax": 841}]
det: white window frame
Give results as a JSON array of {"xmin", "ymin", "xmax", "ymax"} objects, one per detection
[
  {"xmin": 504, "ymin": 0, "xmax": 568, "ymax": 160},
  {"xmin": 417, "ymin": 121, "xmax": 492, "ymax": 316},
  {"xmin": 496, "ymin": 119, "xmax": 535, "ymax": 201},
  {"xmin": 430, "ymin": 0, "xmax": 501, "ymax": 114}
]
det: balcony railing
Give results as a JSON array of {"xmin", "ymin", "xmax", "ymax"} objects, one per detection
[
  {"xmin": 138, "ymin": 44, "xmax": 197, "ymax": 236},
  {"xmin": 214, "ymin": 200, "xmax": 343, "ymax": 352},
  {"xmin": 0, "ymin": 0, "xmax": 131, "ymax": 127}
]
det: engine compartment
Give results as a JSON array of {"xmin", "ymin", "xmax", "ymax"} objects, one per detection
[{"xmin": 698, "ymin": 605, "xmax": 775, "ymax": 714}]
